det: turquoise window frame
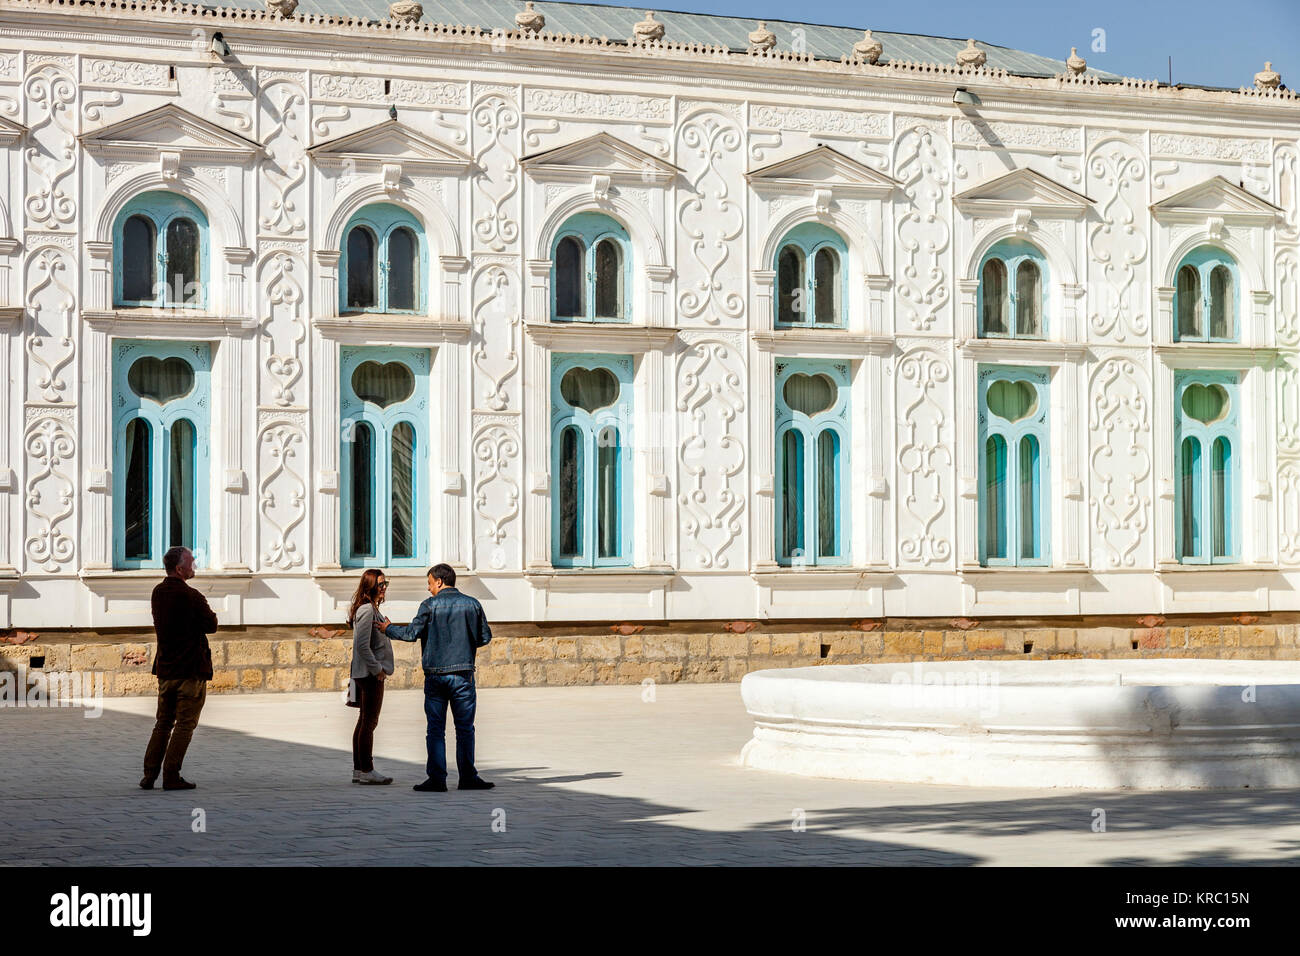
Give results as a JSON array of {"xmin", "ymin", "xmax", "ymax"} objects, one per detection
[
  {"xmin": 550, "ymin": 212, "xmax": 633, "ymax": 323},
  {"xmin": 1174, "ymin": 370, "xmax": 1239, "ymax": 564},
  {"xmin": 774, "ymin": 359, "xmax": 851, "ymax": 566},
  {"xmin": 111, "ymin": 340, "xmax": 212, "ymax": 569},
  {"xmin": 977, "ymin": 239, "xmax": 1048, "ymax": 339},
  {"xmin": 1173, "ymin": 246, "xmax": 1240, "ymax": 343},
  {"xmin": 550, "ymin": 352, "xmax": 634, "ymax": 567},
  {"xmin": 112, "ymin": 191, "xmax": 210, "ymax": 309},
  {"xmin": 977, "ymin": 365, "xmax": 1050, "ymax": 566},
  {"xmin": 773, "ymin": 222, "xmax": 848, "ymax": 328},
  {"xmin": 339, "ymin": 346, "xmax": 431, "ymax": 568},
  {"xmin": 339, "ymin": 203, "xmax": 428, "ymax": 315}
]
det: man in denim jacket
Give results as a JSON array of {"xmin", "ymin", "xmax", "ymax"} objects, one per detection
[{"xmin": 380, "ymin": 563, "xmax": 495, "ymax": 792}]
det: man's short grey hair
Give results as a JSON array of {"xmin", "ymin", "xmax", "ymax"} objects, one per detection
[{"xmin": 163, "ymin": 546, "xmax": 191, "ymax": 573}]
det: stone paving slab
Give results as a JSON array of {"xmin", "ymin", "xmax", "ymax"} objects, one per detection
[{"xmin": 2, "ymin": 683, "xmax": 1300, "ymax": 865}]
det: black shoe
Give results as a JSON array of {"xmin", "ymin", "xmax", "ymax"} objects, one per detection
[
  {"xmin": 138, "ymin": 776, "xmax": 156, "ymax": 790},
  {"xmin": 162, "ymin": 777, "xmax": 197, "ymax": 791},
  {"xmin": 413, "ymin": 778, "xmax": 448, "ymax": 792},
  {"xmin": 458, "ymin": 777, "xmax": 495, "ymax": 791}
]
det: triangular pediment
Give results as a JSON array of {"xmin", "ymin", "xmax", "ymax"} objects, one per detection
[
  {"xmin": 747, "ymin": 145, "xmax": 899, "ymax": 195},
  {"xmin": 80, "ymin": 104, "xmax": 260, "ymax": 159},
  {"xmin": 1152, "ymin": 176, "xmax": 1281, "ymax": 220},
  {"xmin": 521, "ymin": 133, "xmax": 681, "ymax": 184},
  {"xmin": 309, "ymin": 119, "xmax": 472, "ymax": 171},
  {"xmin": 955, "ymin": 168, "xmax": 1092, "ymax": 215}
]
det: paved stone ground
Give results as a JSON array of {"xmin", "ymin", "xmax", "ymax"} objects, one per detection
[{"xmin": 3, "ymin": 683, "xmax": 1300, "ymax": 865}]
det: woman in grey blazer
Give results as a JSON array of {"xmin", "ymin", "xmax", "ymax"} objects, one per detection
[{"xmin": 347, "ymin": 569, "xmax": 395, "ymax": 785}]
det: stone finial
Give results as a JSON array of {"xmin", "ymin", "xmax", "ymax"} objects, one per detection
[
  {"xmin": 515, "ymin": 1, "xmax": 545, "ymax": 33},
  {"xmin": 956, "ymin": 38, "xmax": 986, "ymax": 69},
  {"xmin": 748, "ymin": 20, "xmax": 776, "ymax": 52},
  {"xmin": 388, "ymin": 0, "xmax": 422, "ymax": 23},
  {"xmin": 852, "ymin": 29, "xmax": 883, "ymax": 65},
  {"xmin": 1255, "ymin": 60, "xmax": 1282, "ymax": 90},
  {"xmin": 265, "ymin": 0, "xmax": 298, "ymax": 18},
  {"xmin": 634, "ymin": 11, "xmax": 664, "ymax": 43},
  {"xmin": 1066, "ymin": 46, "xmax": 1086, "ymax": 75}
]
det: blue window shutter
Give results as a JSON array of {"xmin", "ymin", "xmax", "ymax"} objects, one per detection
[
  {"xmin": 111, "ymin": 341, "xmax": 212, "ymax": 569},
  {"xmin": 550, "ymin": 353, "xmax": 634, "ymax": 566}
]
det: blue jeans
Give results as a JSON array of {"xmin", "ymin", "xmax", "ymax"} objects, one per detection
[{"xmin": 422, "ymin": 672, "xmax": 477, "ymax": 783}]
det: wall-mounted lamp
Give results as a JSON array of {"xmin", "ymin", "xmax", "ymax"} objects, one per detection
[
  {"xmin": 211, "ymin": 31, "xmax": 231, "ymax": 58},
  {"xmin": 952, "ymin": 88, "xmax": 980, "ymax": 106}
]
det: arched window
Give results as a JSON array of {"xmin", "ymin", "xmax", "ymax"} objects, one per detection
[
  {"xmin": 551, "ymin": 354, "xmax": 633, "ymax": 566},
  {"xmin": 113, "ymin": 192, "xmax": 209, "ymax": 308},
  {"xmin": 977, "ymin": 367, "xmax": 1050, "ymax": 565},
  {"xmin": 340, "ymin": 347, "xmax": 430, "ymax": 567},
  {"xmin": 978, "ymin": 241, "xmax": 1047, "ymax": 339},
  {"xmin": 1174, "ymin": 247, "xmax": 1238, "ymax": 342},
  {"xmin": 1176, "ymin": 372, "xmax": 1238, "ymax": 563},
  {"xmin": 112, "ymin": 341, "xmax": 211, "ymax": 569},
  {"xmin": 340, "ymin": 204, "xmax": 427, "ymax": 314},
  {"xmin": 774, "ymin": 361, "xmax": 850, "ymax": 565},
  {"xmin": 551, "ymin": 214, "xmax": 630, "ymax": 322},
  {"xmin": 774, "ymin": 223, "xmax": 847, "ymax": 327}
]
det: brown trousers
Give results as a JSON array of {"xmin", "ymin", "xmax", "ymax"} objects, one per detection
[
  {"xmin": 143, "ymin": 677, "xmax": 208, "ymax": 782},
  {"xmin": 352, "ymin": 675, "xmax": 385, "ymax": 772}
]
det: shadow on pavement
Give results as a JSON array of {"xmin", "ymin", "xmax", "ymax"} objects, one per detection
[{"xmin": 0, "ymin": 706, "xmax": 983, "ymax": 866}]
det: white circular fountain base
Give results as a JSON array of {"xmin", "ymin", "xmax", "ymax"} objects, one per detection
[{"xmin": 739, "ymin": 660, "xmax": 1300, "ymax": 789}]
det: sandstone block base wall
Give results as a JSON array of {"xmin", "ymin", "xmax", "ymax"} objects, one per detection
[{"xmin": 3, "ymin": 618, "xmax": 1299, "ymax": 698}]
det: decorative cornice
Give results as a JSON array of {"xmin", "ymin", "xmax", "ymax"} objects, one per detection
[
  {"xmin": 0, "ymin": 305, "xmax": 23, "ymax": 329},
  {"xmin": 0, "ymin": 0, "xmax": 1294, "ymax": 114},
  {"xmin": 958, "ymin": 338, "xmax": 1089, "ymax": 363},
  {"xmin": 313, "ymin": 315, "xmax": 472, "ymax": 344},
  {"xmin": 752, "ymin": 329, "xmax": 894, "ymax": 356},
  {"xmin": 81, "ymin": 309, "xmax": 258, "ymax": 336},
  {"xmin": 524, "ymin": 322, "xmax": 678, "ymax": 352},
  {"xmin": 1153, "ymin": 343, "xmax": 1280, "ymax": 368}
]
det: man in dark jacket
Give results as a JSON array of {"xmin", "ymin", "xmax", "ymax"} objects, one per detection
[
  {"xmin": 381, "ymin": 563, "xmax": 494, "ymax": 792},
  {"xmin": 140, "ymin": 546, "xmax": 218, "ymax": 791}
]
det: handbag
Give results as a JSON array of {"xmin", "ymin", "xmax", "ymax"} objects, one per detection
[{"xmin": 345, "ymin": 676, "xmax": 360, "ymax": 708}]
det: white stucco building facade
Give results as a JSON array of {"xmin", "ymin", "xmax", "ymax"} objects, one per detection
[{"xmin": 0, "ymin": 0, "xmax": 1296, "ymax": 630}]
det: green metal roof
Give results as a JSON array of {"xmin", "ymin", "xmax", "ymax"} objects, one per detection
[{"xmin": 209, "ymin": 0, "xmax": 1106, "ymax": 79}]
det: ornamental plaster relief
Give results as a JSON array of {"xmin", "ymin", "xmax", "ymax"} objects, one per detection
[
  {"xmin": 311, "ymin": 72, "xmax": 383, "ymax": 102},
  {"xmin": 676, "ymin": 334, "xmax": 746, "ymax": 570},
  {"xmin": 391, "ymin": 79, "xmax": 465, "ymax": 109},
  {"xmin": 1279, "ymin": 461, "xmax": 1300, "ymax": 565},
  {"xmin": 524, "ymin": 88, "xmax": 671, "ymax": 123},
  {"xmin": 1088, "ymin": 354, "xmax": 1153, "ymax": 569},
  {"xmin": 953, "ymin": 118, "xmax": 1080, "ymax": 153},
  {"xmin": 81, "ymin": 58, "xmax": 171, "ymax": 91},
  {"xmin": 258, "ymin": 251, "xmax": 307, "ymax": 408},
  {"xmin": 258, "ymin": 78, "xmax": 308, "ymax": 235},
  {"xmin": 749, "ymin": 104, "xmax": 889, "ymax": 140},
  {"xmin": 1151, "ymin": 132, "xmax": 1270, "ymax": 162},
  {"xmin": 470, "ymin": 92, "xmax": 521, "ymax": 253},
  {"xmin": 257, "ymin": 419, "xmax": 308, "ymax": 571},
  {"xmin": 1276, "ymin": 143, "xmax": 1298, "ymax": 240},
  {"xmin": 895, "ymin": 342, "xmax": 954, "ymax": 567},
  {"xmin": 470, "ymin": 262, "xmax": 520, "ymax": 412},
  {"xmin": 1278, "ymin": 357, "xmax": 1300, "ymax": 458},
  {"xmin": 894, "ymin": 125, "xmax": 956, "ymax": 334},
  {"xmin": 676, "ymin": 109, "xmax": 745, "ymax": 328},
  {"xmin": 1086, "ymin": 137, "xmax": 1149, "ymax": 343},
  {"xmin": 1277, "ymin": 248, "xmax": 1299, "ymax": 347},
  {"xmin": 23, "ymin": 246, "xmax": 74, "ymax": 405},
  {"xmin": 471, "ymin": 413, "xmax": 522, "ymax": 571},
  {"xmin": 23, "ymin": 63, "xmax": 77, "ymax": 231},
  {"xmin": 22, "ymin": 409, "xmax": 76, "ymax": 573}
]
